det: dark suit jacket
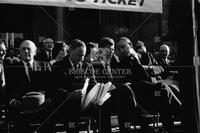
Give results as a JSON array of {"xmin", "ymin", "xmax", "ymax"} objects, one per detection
[
  {"xmin": 35, "ymin": 50, "xmax": 52, "ymax": 62},
  {"xmin": 6, "ymin": 60, "xmax": 53, "ymax": 101},
  {"xmin": 53, "ymin": 56, "xmax": 97, "ymax": 93},
  {"xmin": 91, "ymin": 61, "xmax": 113, "ymax": 84},
  {"xmin": 140, "ymin": 52, "xmax": 158, "ymax": 66},
  {"xmin": 110, "ymin": 55, "xmax": 159, "ymax": 92}
]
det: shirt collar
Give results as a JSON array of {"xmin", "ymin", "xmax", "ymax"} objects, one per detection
[
  {"xmin": 68, "ymin": 57, "xmax": 81, "ymax": 69},
  {"xmin": 68, "ymin": 57, "xmax": 74, "ymax": 68},
  {"xmin": 22, "ymin": 60, "xmax": 34, "ymax": 67}
]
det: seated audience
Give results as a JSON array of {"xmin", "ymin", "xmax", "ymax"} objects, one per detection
[
  {"xmin": 5, "ymin": 48, "xmax": 20, "ymax": 65},
  {"xmin": 114, "ymin": 37, "xmax": 182, "ymax": 133},
  {"xmin": 52, "ymin": 38, "xmax": 137, "ymax": 133},
  {"xmin": 92, "ymin": 37, "xmax": 138, "ymax": 133}
]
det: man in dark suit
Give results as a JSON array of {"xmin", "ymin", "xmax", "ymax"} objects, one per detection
[
  {"xmin": 35, "ymin": 38, "xmax": 54, "ymax": 62},
  {"xmin": 7, "ymin": 40, "xmax": 53, "ymax": 133},
  {"xmin": 53, "ymin": 38, "xmax": 137, "ymax": 133},
  {"xmin": 51, "ymin": 39, "xmax": 96, "ymax": 133}
]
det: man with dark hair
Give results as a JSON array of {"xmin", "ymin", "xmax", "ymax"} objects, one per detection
[
  {"xmin": 85, "ymin": 42, "xmax": 98, "ymax": 63},
  {"xmin": 5, "ymin": 48, "xmax": 20, "ymax": 65},
  {"xmin": 49, "ymin": 41, "xmax": 68, "ymax": 65}
]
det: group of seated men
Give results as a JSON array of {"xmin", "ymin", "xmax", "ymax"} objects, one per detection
[{"xmin": 0, "ymin": 37, "xmax": 181, "ymax": 133}]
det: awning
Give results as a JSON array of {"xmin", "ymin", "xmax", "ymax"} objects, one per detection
[{"xmin": 0, "ymin": 0, "xmax": 162, "ymax": 13}]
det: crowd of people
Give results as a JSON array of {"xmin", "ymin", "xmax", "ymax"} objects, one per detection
[{"xmin": 0, "ymin": 36, "xmax": 181, "ymax": 133}]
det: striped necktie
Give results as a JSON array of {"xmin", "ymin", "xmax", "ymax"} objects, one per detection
[{"xmin": 49, "ymin": 51, "xmax": 52, "ymax": 61}]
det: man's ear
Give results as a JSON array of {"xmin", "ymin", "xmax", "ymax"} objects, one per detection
[{"xmin": 34, "ymin": 48, "xmax": 38, "ymax": 56}]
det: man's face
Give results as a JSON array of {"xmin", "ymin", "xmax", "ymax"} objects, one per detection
[
  {"xmin": 160, "ymin": 49, "xmax": 169, "ymax": 59},
  {"xmin": 119, "ymin": 42, "xmax": 131, "ymax": 57},
  {"xmin": 89, "ymin": 47, "xmax": 98, "ymax": 61},
  {"xmin": 44, "ymin": 40, "xmax": 54, "ymax": 51},
  {"xmin": 0, "ymin": 44, "xmax": 6, "ymax": 60},
  {"xmin": 70, "ymin": 46, "xmax": 86, "ymax": 65},
  {"xmin": 20, "ymin": 41, "xmax": 36, "ymax": 62},
  {"xmin": 137, "ymin": 46, "xmax": 146, "ymax": 55},
  {"xmin": 98, "ymin": 45, "xmax": 114, "ymax": 62},
  {"xmin": 9, "ymin": 49, "xmax": 15, "ymax": 57}
]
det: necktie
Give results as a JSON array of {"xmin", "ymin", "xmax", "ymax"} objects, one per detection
[
  {"xmin": 49, "ymin": 51, "xmax": 52, "ymax": 61},
  {"xmin": 27, "ymin": 63, "xmax": 32, "ymax": 82},
  {"xmin": 105, "ymin": 63, "xmax": 112, "ymax": 80}
]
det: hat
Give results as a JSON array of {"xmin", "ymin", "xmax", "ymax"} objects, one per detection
[{"xmin": 21, "ymin": 92, "xmax": 51, "ymax": 114}]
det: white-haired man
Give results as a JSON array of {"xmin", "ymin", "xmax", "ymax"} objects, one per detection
[
  {"xmin": 157, "ymin": 44, "xmax": 174, "ymax": 66},
  {"xmin": 7, "ymin": 40, "xmax": 54, "ymax": 133}
]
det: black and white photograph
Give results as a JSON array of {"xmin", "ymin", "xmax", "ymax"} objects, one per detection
[{"xmin": 0, "ymin": 0, "xmax": 200, "ymax": 133}]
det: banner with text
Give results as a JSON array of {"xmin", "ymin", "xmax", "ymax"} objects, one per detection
[{"xmin": 0, "ymin": 0, "xmax": 162, "ymax": 13}]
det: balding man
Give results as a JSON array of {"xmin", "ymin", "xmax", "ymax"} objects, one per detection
[
  {"xmin": 116, "ymin": 37, "xmax": 140, "ymax": 64},
  {"xmin": 35, "ymin": 37, "xmax": 55, "ymax": 62},
  {"xmin": 7, "ymin": 40, "xmax": 54, "ymax": 133}
]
